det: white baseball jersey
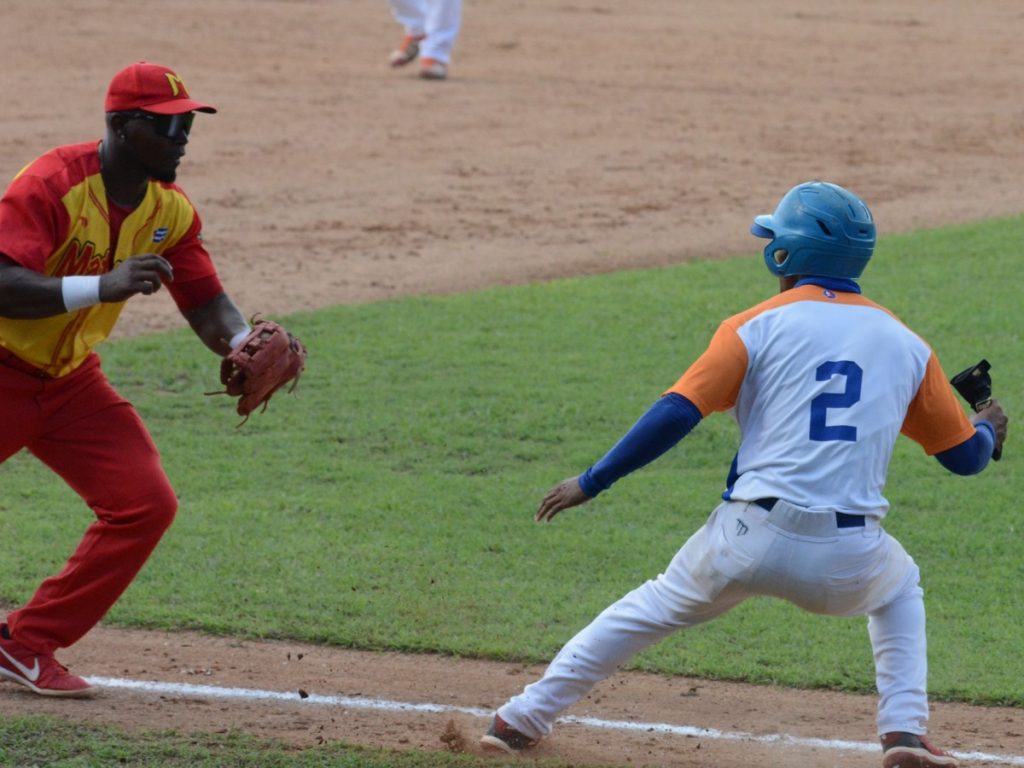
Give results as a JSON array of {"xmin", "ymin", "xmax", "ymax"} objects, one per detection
[{"xmin": 667, "ymin": 283, "xmax": 974, "ymax": 517}]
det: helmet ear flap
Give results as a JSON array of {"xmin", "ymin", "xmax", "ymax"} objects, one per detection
[{"xmin": 762, "ymin": 240, "xmax": 788, "ymax": 276}]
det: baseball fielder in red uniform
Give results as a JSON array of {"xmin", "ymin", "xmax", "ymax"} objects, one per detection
[{"xmin": 0, "ymin": 61, "xmax": 290, "ymax": 697}]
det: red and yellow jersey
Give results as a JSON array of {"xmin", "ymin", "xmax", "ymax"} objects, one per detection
[
  {"xmin": 666, "ymin": 283, "xmax": 975, "ymax": 516},
  {"xmin": 0, "ymin": 141, "xmax": 222, "ymax": 377}
]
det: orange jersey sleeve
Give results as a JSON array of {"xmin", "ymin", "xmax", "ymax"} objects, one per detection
[
  {"xmin": 664, "ymin": 322, "xmax": 749, "ymax": 416},
  {"xmin": 901, "ymin": 353, "xmax": 976, "ymax": 455}
]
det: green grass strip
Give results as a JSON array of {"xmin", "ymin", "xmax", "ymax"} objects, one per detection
[
  {"xmin": 0, "ymin": 715, "xmax": 609, "ymax": 767},
  {"xmin": 0, "ymin": 215, "xmax": 1020, "ymax": 706}
]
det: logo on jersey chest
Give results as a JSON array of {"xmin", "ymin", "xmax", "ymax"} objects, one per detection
[
  {"xmin": 153, "ymin": 227, "xmax": 169, "ymax": 244},
  {"xmin": 55, "ymin": 239, "xmax": 106, "ymax": 276}
]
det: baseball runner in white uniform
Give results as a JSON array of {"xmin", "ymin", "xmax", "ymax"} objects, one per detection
[
  {"xmin": 480, "ymin": 182, "xmax": 1008, "ymax": 768},
  {"xmin": 387, "ymin": 0, "xmax": 462, "ymax": 80}
]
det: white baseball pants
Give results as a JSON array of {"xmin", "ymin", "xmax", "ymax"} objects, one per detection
[
  {"xmin": 499, "ymin": 500, "xmax": 928, "ymax": 739},
  {"xmin": 389, "ymin": 0, "xmax": 462, "ymax": 64}
]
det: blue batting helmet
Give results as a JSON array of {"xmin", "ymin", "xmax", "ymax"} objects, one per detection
[{"xmin": 750, "ymin": 181, "xmax": 876, "ymax": 279}]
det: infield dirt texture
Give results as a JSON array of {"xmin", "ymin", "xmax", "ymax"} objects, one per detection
[{"xmin": 1, "ymin": 1, "xmax": 1023, "ymax": 766}]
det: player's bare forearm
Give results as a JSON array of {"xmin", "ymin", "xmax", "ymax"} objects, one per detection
[
  {"xmin": 0, "ymin": 260, "xmax": 69, "ymax": 318},
  {"xmin": 535, "ymin": 476, "xmax": 592, "ymax": 522},
  {"xmin": 0, "ymin": 254, "xmax": 175, "ymax": 318},
  {"xmin": 184, "ymin": 292, "xmax": 250, "ymax": 356}
]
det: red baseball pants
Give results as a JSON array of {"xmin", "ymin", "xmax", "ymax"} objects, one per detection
[{"xmin": 0, "ymin": 351, "xmax": 177, "ymax": 653}]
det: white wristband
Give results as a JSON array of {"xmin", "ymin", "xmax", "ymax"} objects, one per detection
[
  {"xmin": 229, "ymin": 327, "xmax": 252, "ymax": 350},
  {"xmin": 61, "ymin": 276, "xmax": 102, "ymax": 312}
]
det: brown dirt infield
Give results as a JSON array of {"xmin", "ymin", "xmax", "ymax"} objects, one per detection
[{"xmin": 1, "ymin": 0, "xmax": 1023, "ymax": 765}]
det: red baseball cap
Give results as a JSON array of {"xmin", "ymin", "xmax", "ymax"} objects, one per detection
[{"xmin": 105, "ymin": 61, "xmax": 217, "ymax": 115}]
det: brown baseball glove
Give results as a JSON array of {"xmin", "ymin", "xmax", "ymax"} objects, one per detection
[{"xmin": 214, "ymin": 319, "xmax": 307, "ymax": 421}]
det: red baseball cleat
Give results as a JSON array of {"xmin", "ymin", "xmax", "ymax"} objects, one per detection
[{"xmin": 0, "ymin": 626, "xmax": 94, "ymax": 698}]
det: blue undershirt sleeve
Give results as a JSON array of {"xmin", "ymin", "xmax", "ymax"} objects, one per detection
[
  {"xmin": 935, "ymin": 421, "xmax": 995, "ymax": 476},
  {"xmin": 578, "ymin": 393, "xmax": 703, "ymax": 497}
]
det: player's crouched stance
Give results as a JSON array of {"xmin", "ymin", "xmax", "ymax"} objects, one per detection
[{"xmin": 480, "ymin": 182, "xmax": 1007, "ymax": 768}]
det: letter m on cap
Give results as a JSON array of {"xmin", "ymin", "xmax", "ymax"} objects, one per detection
[{"xmin": 164, "ymin": 72, "xmax": 187, "ymax": 96}]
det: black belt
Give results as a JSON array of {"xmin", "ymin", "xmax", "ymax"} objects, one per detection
[{"xmin": 753, "ymin": 498, "xmax": 865, "ymax": 528}]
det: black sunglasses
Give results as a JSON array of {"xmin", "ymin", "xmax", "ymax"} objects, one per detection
[{"xmin": 123, "ymin": 111, "xmax": 195, "ymax": 139}]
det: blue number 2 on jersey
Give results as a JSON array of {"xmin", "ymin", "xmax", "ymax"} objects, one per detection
[{"xmin": 810, "ymin": 360, "xmax": 863, "ymax": 442}]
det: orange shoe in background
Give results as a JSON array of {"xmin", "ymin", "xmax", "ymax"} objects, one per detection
[
  {"xmin": 419, "ymin": 58, "xmax": 448, "ymax": 80},
  {"xmin": 389, "ymin": 34, "xmax": 425, "ymax": 67}
]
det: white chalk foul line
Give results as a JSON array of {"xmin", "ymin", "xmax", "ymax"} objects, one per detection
[
  {"xmin": 88, "ymin": 675, "xmax": 492, "ymax": 716},
  {"xmin": 564, "ymin": 716, "xmax": 1024, "ymax": 765},
  {"xmin": 87, "ymin": 676, "xmax": 1024, "ymax": 765}
]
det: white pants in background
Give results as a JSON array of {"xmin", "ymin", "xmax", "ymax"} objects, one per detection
[
  {"xmin": 500, "ymin": 500, "xmax": 928, "ymax": 739},
  {"xmin": 389, "ymin": 0, "xmax": 462, "ymax": 64}
]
